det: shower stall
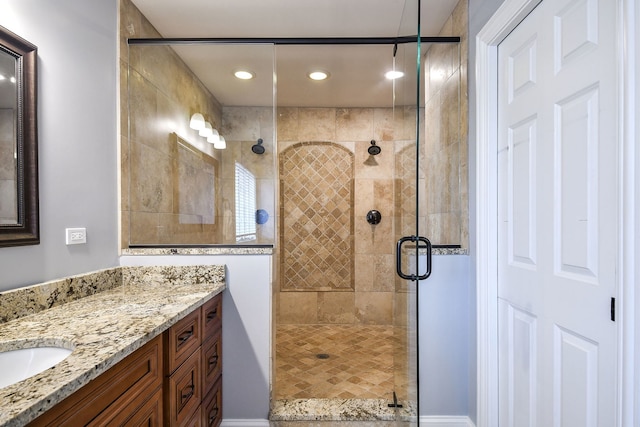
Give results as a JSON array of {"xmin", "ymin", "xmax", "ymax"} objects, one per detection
[{"xmin": 124, "ymin": 0, "xmax": 466, "ymax": 423}]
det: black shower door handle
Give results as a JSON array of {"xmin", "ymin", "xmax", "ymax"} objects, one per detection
[{"xmin": 396, "ymin": 235, "xmax": 432, "ymax": 281}]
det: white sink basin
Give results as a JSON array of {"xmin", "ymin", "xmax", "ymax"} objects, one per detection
[{"xmin": 0, "ymin": 345, "xmax": 73, "ymax": 389}]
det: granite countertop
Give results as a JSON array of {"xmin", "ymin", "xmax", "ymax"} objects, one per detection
[{"xmin": 0, "ymin": 265, "xmax": 225, "ymax": 427}]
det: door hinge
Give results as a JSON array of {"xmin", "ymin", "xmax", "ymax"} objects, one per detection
[{"xmin": 611, "ymin": 297, "xmax": 615, "ymax": 322}]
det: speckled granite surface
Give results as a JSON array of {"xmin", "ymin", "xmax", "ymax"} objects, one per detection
[
  {"xmin": 432, "ymin": 247, "xmax": 468, "ymax": 255},
  {"xmin": 0, "ymin": 268, "xmax": 123, "ymax": 324},
  {"xmin": 0, "ymin": 265, "xmax": 225, "ymax": 427},
  {"xmin": 122, "ymin": 246, "xmax": 274, "ymax": 255},
  {"xmin": 270, "ymin": 399, "xmax": 417, "ymax": 423}
]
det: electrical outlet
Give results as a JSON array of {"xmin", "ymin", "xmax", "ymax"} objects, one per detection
[{"xmin": 65, "ymin": 228, "xmax": 87, "ymax": 245}]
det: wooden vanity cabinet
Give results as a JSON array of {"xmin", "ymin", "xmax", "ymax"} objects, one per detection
[
  {"xmin": 27, "ymin": 292, "xmax": 223, "ymax": 427},
  {"xmin": 165, "ymin": 293, "xmax": 222, "ymax": 427}
]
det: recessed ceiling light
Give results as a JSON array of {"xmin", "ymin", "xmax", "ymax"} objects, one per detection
[
  {"xmin": 234, "ymin": 70, "xmax": 255, "ymax": 80},
  {"xmin": 308, "ymin": 71, "xmax": 329, "ymax": 81},
  {"xmin": 385, "ymin": 70, "xmax": 404, "ymax": 80}
]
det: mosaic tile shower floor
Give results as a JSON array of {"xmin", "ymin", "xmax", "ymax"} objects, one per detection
[
  {"xmin": 275, "ymin": 324, "xmax": 395, "ymax": 400},
  {"xmin": 272, "ymin": 325, "xmax": 416, "ymax": 424}
]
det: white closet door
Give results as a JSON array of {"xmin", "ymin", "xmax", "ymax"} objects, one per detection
[{"xmin": 497, "ymin": 0, "xmax": 617, "ymax": 425}]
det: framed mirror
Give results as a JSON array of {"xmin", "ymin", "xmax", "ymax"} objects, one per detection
[{"xmin": 0, "ymin": 25, "xmax": 38, "ymax": 247}]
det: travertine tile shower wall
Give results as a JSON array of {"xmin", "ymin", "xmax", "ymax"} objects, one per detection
[
  {"xmin": 423, "ymin": 0, "xmax": 469, "ymax": 248},
  {"xmin": 120, "ymin": 0, "xmax": 224, "ymax": 247},
  {"xmin": 277, "ymin": 107, "xmax": 419, "ymax": 326}
]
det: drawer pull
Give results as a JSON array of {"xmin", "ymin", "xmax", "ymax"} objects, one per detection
[
  {"xmin": 208, "ymin": 354, "xmax": 219, "ymax": 369},
  {"xmin": 181, "ymin": 384, "xmax": 195, "ymax": 402},
  {"xmin": 206, "ymin": 309, "xmax": 218, "ymax": 321},
  {"xmin": 208, "ymin": 406, "xmax": 219, "ymax": 425},
  {"xmin": 177, "ymin": 328, "xmax": 194, "ymax": 346}
]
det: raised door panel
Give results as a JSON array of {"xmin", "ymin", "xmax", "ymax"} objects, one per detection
[
  {"xmin": 202, "ymin": 294, "xmax": 222, "ymax": 339},
  {"xmin": 202, "ymin": 330, "xmax": 222, "ymax": 395},
  {"xmin": 28, "ymin": 336, "xmax": 162, "ymax": 427},
  {"xmin": 201, "ymin": 378, "xmax": 222, "ymax": 427},
  {"xmin": 167, "ymin": 309, "xmax": 202, "ymax": 374},
  {"xmin": 166, "ymin": 350, "xmax": 202, "ymax": 427},
  {"xmin": 497, "ymin": 0, "xmax": 617, "ymax": 426},
  {"xmin": 90, "ymin": 386, "xmax": 163, "ymax": 426}
]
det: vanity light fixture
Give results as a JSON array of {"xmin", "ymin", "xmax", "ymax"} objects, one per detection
[
  {"xmin": 0, "ymin": 75, "xmax": 5, "ymax": 81},
  {"xmin": 9, "ymin": 77, "xmax": 15, "ymax": 83},
  {"xmin": 308, "ymin": 71, "xmax": 329, "ymax": 81},
  {"xmin": 234, "ymin": 70, "xmax": 254, "ymax": 80},
  {"xmin": 385, "ymin": 70, "xmax": 404, "ymax": 80},
  {"xmin": 214, "ymin": 136, "xmax": 226, "ymax": 150},
  {"xmin": 189, "ymin": 113, "xmax": 205, "ymax": 130},
  {"xmin": 199, "ymin": 121, "xmax": 213, "ymax": 138}
]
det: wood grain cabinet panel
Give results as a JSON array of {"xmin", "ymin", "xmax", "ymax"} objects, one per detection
[
  {"xmin": 165, "ymin": 350, "xmax": 202, "ymax": 427},
  {"xmin": 90, "ymin": 386, "xmax": 163, "ymax": 426},
  {"xmin": 28, "ymin": 336, "xmax": 163, "ymax": 427},
  {"xmin": 166, "ymin": 308, "xmax": 201, "ymax": 374},
  {"xmin": 201, "ymin": 378, "xmax": 222, "ymax": 427},
  {"xmin": 202, "ymin": 294, "xmax": 222, "ymax": 338},
  {"xmin": 202, "ymin": 330, "xmax": 222, "ymax": 396}
]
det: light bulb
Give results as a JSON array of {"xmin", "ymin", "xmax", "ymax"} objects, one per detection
[
  {"xmin": 207, "ymin": 129, "xmax": 220, "ymax": 144},
  {"xmin": 214, "ymin": 136, "xmax": 226, "ymax": 149},
  {"xmin": 189, "ymin": 113, "xmax": 205, "ymax": 130},
  {"xmin": 385, "ymin": 70, "xmax": 404, "ymax": 80},
  {"xmin": 234, "ymin": 70, "xmax": 254, "ymax": 80},
  {"xmin": 308, "ymin": 71, "xmax": 329, "ymax": 81},
  {"xmin": 199, "ymin": 121, "xmax": 213, "ymax": 137}
]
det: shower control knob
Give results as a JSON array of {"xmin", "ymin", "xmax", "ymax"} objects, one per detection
[{"xmin": 366, "ymin": 210, "xmax": 382, "ymax": 225}]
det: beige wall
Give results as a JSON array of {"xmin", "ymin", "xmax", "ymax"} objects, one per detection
[
  {"xmin": 423, "ymin": 0, "xmax": 469, "ymax": 249},
  {"xmin": 120, "ymin": 0, "xmax": 224, "ymax": 247}
]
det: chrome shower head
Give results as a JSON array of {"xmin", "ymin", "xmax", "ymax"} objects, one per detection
[
  {"xmin": 252, "ymin": 138, "xmax": 265, "ymax": 154},
  {"xmin": 368, "ymin": 140, "xmax": 381, "ymax": 156}
]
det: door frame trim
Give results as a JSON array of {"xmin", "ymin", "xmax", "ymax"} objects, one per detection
[{"xmin": 474, "ymin": 0, "xmax": 638, "ymax": 426}]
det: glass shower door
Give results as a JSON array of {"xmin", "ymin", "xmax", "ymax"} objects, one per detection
[{"xmin": 390, "ymin": 1, "xmax": 422, "ymax": 419}]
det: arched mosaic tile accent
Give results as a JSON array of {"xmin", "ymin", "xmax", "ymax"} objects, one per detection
[{"xmin": 280, "ymin": 142, "xmax": 354, "ymax": 291}]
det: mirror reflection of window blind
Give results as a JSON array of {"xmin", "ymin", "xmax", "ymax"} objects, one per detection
[{"xmin": 235, "ymin": 162, "xmax": 256, "ymax": 242}]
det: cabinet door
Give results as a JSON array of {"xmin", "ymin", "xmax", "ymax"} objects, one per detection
[
  {"xmin": 28, "ymin": 336, "xmax": 162, "ymax": 427},
  {"xmin": 166, "ymin": 350, "xmax": 202, "ymax": 427},
  {"xmin": 202, "ymin": 329, "xmax": 222, "ymax": 395},
  {"xmin": 166, "ymin": 309, "xmax": 202, "ymax": 374},
  {"xmin": 89, "ymin": 387, "xmax": 163, "ymax": 427},
  {"xmin": 202, "ymin": 378, "xmax": 222, "ymax": 427},
  {"xmin": 202, "ymin": 294, "xmax": 222, "ymax": 339}
]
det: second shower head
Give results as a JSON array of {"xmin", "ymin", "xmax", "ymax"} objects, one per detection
[
  {"xmin": 252, "ymin": 138, "xmax": 265, "ymax": 154},
  {"xmin": 368, "ymin": 140, "xmax": 381, "ymax": 156}
]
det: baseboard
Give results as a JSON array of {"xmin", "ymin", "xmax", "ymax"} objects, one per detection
[
  {"xmin": 221, "ymin": 420, "xmax": 270, "ymax": 427},
  {"xmin": 420, "ymin": 415, "xmax": 476, "ymax": 427}
]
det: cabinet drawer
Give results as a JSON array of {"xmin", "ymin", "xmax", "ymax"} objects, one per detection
[
  {"xmin": 202, "ymin": 330, "xmax": 222, "ymax": 395},
  {"xmin": 166, "ymin": 308, "xmax": 201, "ymax": 373},
  {"xmin": 89, "ymin": 386, "xmax": 163, "ymax": 426},
  {"xmin": 201, "ymin": 378, "xmax": 222, "ymax": 427},
  {"xmin": 185, "ymin": 405, "xmax": 202, "ymax": 427},
  {"xmin": 166, "ymin": 350, "xmax": 202, "ymax": 427},
  {"xmin": 28, "ymin": 336, "xmax": 162, "ymax": 427},
  {"xmin": 202, "ymin": 294, "xmax": 222, "ymax": 339}
]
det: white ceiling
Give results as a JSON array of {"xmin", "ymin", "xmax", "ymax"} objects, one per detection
[{"xmin": 129, "ymin": 0, "xmax": 460, "ymax": 107}]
